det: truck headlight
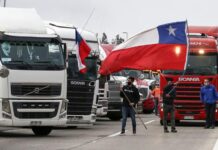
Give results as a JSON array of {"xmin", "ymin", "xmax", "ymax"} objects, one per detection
[
  {"xmin": 0, "ymin": 66, "xmax": 9, "ymax": 78},
  {"xmin": 60, "ymin": 99, "xmax": 68, "ymax": 113},
  {"xmin": 160, "ymin": 103, "xmax": 163, "ymax": 108},
  {"xmin": 91, "ymin": 107, "xmax": 97, "ymax": 114},
  {"xmin": 2, "ymin": 99, "xmax": 11, "ymax": 114}
]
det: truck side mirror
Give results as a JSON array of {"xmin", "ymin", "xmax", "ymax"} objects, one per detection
[{"xmin": 61, "ymin": 43, "xmax": 68, "ymax": 68}]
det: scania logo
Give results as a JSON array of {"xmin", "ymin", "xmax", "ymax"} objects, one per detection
[
  {"xmin": 178, "ymin": 77, "xmax": 200, "ymax": 82},
  {"xmin": 70, "ymin": 81, "xmax": 86, "ymax": 86},
  {"xmin": 190, "ymin": 42, "xmax": 209, "ymax": 46}
]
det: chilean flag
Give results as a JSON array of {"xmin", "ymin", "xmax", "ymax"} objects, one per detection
[
  {"xmin": 75, "ymin": 29, "xmax": 91, "ymax": 73},
  {"xmin": 100, "ymin": 21, "xmax": 188, "ymax": 75}
]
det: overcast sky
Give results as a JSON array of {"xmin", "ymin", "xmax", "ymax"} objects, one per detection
[{"xmin": 2, "ymin": 0, "xmax": 218, "ymax": 41}]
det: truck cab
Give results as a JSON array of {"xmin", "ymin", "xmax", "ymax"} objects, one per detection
[
  {"xmin": 159, "ymin": 26, "xmax": 218, "ymax": 124},
  {"xmin": 46, "ymin": 22, "xmax": 99, "ymax": 126},
  {"xmin": 0, "ymin": 8, "xmax": 68, "ymax": 136}
]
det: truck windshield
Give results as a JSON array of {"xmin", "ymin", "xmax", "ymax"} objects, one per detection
[
  {"xmin": 0, "ymin": 41, "xmax": 65, "ymax": 70},
  {"xmin": 163, "ymin": 54, "xmax": 217, "ymax": 75},
  {"xmin": 113, "ymin": 69, "xmax": 146, "ymax": 79},
  {"xmin": 67, "ymin": 55, "xmax": 98, "ymax": 81}
]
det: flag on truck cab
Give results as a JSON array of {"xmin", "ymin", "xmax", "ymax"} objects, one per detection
[
  {"xmin": 100, "ymin": 21, "xmax": 188, "ymax": 75},
  {"xmin": 75, "ymin": 29, "xmax": 91, "ymax": 73}
]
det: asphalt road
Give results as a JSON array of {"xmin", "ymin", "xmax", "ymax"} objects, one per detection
[{"xmin": 0, "ymin": 114, "xmax": 218, "ymax": 150}]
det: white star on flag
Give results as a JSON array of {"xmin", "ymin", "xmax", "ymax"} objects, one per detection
[{"xmin": 167, "ymin": 25, "xmax": 177, "ymax": 36}]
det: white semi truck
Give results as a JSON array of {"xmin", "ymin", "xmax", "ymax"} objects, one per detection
[
  {"xmin": 0, "ymin": 8, "xmax": 68, "ymax": 136},
  {"xmin": 46, "ymin": 22, "xmax": 99, "ymax": 126}
]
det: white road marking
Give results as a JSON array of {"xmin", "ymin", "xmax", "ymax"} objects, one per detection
[
  {"xmin": 108, "ymin": 130, "xmax": 128, "ymax": 138},
  {"xmin": 108, "ymin": 120, "xmax": 155, "ymax": 138},
  {"xmin": 213, "ymin": 139, "xmax": 218, "ymax": 150},
  {"xmin": 144, "ymin": 120, "xmax": 155, "ymax": 125}
]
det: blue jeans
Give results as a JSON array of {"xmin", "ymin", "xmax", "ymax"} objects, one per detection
[{"xmin": 121, "ymin": 106, "xmax": 136, "ymax": 131}]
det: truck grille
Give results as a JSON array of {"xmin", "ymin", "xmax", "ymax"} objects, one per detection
[
  {"xmin": 175, "ymin": 82, "xmax": 203, "ymax": 111},
  {"xmin": 175, "ymin": 82, "xmax": 201, "ymax": 101},
  {"xmin": 67, "ymin": 80, "xmax": 94, "ymax": 115},
  {"xmin": 13, "ymin": 102, "xmax": 59, "ymax": 119},
  {"xmin": 108, "ymin": 82, "xmax": 122, "ymax": 110},
  {"xmin": 11, "ymin": 84, "xmax": 61, "ymax": 96}
]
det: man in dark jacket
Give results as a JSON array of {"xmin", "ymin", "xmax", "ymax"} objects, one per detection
[
  {"xmin": 200, "ymin": 79, "xmax": 217, "ymax": 129},
  {"xmin": 120, "ymin": 76, "xmax": 140, "ymax": 135},
  {"xmin": 163, "ymin": 79, "xmax": 177, "ymax": 133}
]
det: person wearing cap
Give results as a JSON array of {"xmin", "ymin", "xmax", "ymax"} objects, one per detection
[
  {"xmin": 163, "ymin": 79, "xmax": 177, "ymax": 133},
  {"xmin": 120, "ymin": 76, "xmax": 140, "ymax": 135}
]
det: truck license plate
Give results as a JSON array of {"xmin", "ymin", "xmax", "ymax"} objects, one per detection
[
  {"xmin": 30, "ymin": 121, "xmax": 42, "ymax": 125},
  {"xmin": 184, "ymin": 116, "xmax": 194, "ymax": 120}
]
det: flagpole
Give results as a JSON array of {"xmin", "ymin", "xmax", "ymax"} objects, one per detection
[{"xmin": 167, "ymin": 20, "xmax": 190, "ymax": 94}]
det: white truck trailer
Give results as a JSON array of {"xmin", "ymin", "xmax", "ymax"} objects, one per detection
[{"xmin": 0, "ymin": 8, "xmax": 68, "ymax": 136}]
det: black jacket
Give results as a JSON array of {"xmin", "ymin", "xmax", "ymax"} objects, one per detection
[
  {"xmin": 120, "ymin": 84, "xmax": 140, "ymax": 107},
  {"xmin": 163, "ymin": 84, "xmax": 176, "ymax": 105}
]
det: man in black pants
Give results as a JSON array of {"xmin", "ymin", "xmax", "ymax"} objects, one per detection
[
  {"xmin": 120, "ymin": 76, "xmax": 140, "ymax": 135},
  {"xmin": 200, "ymin": 79, "xmax": 217, "ymax": 129},
  {"xmin": 163, "ymin": 79, "xmax": 177, "ymax": 133}
]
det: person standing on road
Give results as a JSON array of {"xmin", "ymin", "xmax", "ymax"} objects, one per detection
[
  {"xmin": 200, "ymin": 79, "xmax": 217, "ymax": 129},
  {"xmin": 163, "ymin": 79, "xmax": 177, "ymax": 133},
  {"xmin": 152, "ymin": 85, "xmax": 160, "ymax": 116},
  {"xmin": 120, "ymin": 76, "xmax": 140, "ymax": 135}
]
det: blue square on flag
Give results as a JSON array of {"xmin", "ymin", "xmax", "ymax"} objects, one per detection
[{"xmin": 158, "ymin": 22, "xmax": 187, "ymax": 44}]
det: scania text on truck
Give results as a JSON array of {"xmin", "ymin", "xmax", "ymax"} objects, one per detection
[
  {"xmin": 46, "ymin": 22, "xmax": 99, "ymax": 126},
  {"xmin": 0, "ymin": 8, "xmax": 68, "ymax": 136},
  {"xmin": 159, "ymin": 26, "xmax": 218, "ymax": 124}
]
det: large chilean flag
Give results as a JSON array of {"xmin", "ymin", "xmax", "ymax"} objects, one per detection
[
  {"xmin": 100, "ymin": 21, "xmax": 188, "ymax": 75},
  {"xmin": 75, "ymin": 29, "xmax": 91, "ymax": 73}
]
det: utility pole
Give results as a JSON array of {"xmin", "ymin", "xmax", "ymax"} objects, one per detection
[
  {"xmin": 3, "ymin": 0, "xmax": 6, "ymax": 7},
  {"xmin": 122, "ymin": 32, "xmax": 128, "ymax": 41}
]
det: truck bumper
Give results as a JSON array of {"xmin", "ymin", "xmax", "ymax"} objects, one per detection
[
  {"xmin": 159, "ymin": 108, "xmax": 211, "ymax": 121},
  {"xmin": 0, "ymin": 118, "xmax": 67, "ymax": 127}
]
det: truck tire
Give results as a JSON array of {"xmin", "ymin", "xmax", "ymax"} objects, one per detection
[
  {"xmin": 160, "ymin": 120, "xmax": 163, "ymax": 125},
  {"xmin": 108, "ymin": 115, "xmax": 122, "ymax": 121},
  {"xmin": 32, "ymin": 127, "xmax": 52, "ymax": 136},
  {"xmin": 175, "ymin": 120, "xmax": 180, "ymax": 125},
  {"xmin": 107, "ymin": 112, "xmax": 122, "ymax": 121}
]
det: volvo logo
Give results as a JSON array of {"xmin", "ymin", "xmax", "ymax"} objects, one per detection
[
  {"xmin": 34, "ymin": 87, "xmax": 40, "ymax": 94},
  {"xmin": 70, "ymin": 81, "xmax": 86, "ymax": 86},
  {"xmin": 178, "ymin": 77, "xmax": 200, "ymax": 82}
]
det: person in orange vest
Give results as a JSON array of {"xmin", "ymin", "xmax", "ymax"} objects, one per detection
[{"xmin": 152, "ymin": 85, "xmax": 160, "ymax": 116}]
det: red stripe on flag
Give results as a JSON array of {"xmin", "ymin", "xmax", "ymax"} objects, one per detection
[{"xmin": 100, "ymin": 44, "xmax": 187, "ymax": 75}]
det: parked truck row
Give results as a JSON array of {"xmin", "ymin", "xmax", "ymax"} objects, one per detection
[{"xmin": 0, "ymin": 7, "xmax": 173, "ymax": 137}]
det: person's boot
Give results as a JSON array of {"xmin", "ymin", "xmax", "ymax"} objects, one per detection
[
  {"xmin": 133, "ymin": 128, "xmax": 136, "ymax": 135},
  {"xmin": 164, "ymin": 128, "xmax": 169, "ymax": 133},
  {"xmin": 120, "ymin": 129, "xmax": 125, "ymax": 135},
  {"xmin": 171, "ymin": 128, "xmax": 177, "ymax": 133},
  {"xmin": 211, "ymin": 125, "xmax": 215, "ymax": 129}
]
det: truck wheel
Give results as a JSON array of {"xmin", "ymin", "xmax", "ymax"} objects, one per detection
[
  {"xmin": 175, "ymin": 120, "xmax": 180, "ymax": 125},
  {"xmin": 160, "ymin": 120, "xmax": 163, "ymax": 125},
  {"xmin": 32, "ymin": 127, "xmax": 52, "ymax": 136},
  {"xmin": 108, "ymin": 116, "xmax": 121, "ymax": 121}
]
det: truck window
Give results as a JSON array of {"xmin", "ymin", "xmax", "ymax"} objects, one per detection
[
  {"xmin": 0, "ymin": 41, "xmax": 65, "ymax": 70},
  {"xmin": 67, "ymin": 55, "xmax": 98, "ymax": 81},
  {"xmin": 163, "ymin": 53, "xmax": 217, "ymax": 75}
]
